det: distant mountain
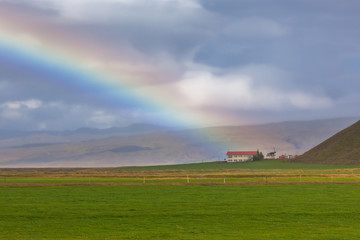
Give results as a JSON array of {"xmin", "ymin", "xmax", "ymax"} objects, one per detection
[
  {"xmin": 64, "ymin": 123, "xmax": 169, "ymax": 136},
  {"xmin": 290, "ymin": 120, "xmax": 360, "ymax": 165},
  {"xmin": 0, "ymin": 123, "xmax": 169, "ymax": 148},
  {"xmin": 0, "ymin": 129, "xmax": 34, "ymax": 140},
  {"xmin": 207, "ymin": 117, "xmax": 359, "ymax": 156},
  {"xmin": 0, "ymin": 131, "xmax": 220, "ymax": 167},
  {"xmin": 0, "ymin": 117, "xmax": 358, "ymax": 167}
]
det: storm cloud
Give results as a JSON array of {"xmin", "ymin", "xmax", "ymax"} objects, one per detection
[{"xmin": 0, "ymin": 0, "xmax": 359, "ymax": 130}]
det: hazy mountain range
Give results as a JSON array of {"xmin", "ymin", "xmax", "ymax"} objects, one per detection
[{"xmin": 0, "ymin": 117, "xmax": 358, "ymax": 167}]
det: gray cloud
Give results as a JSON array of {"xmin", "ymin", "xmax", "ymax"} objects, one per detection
[
  {"xmin": 0, "ymin": 0, "xmax": 359, "ymax": 130},
  {"xmin": 0, "ymin": 0, "xmax": 59, "ymax": 16},
  {"xmin": 0, "ymin": 99, "xmax": 148, "ymax": 130},
  {"xmin": 194, "ymin": 1, "xmax": 360, "ymax": 98}
]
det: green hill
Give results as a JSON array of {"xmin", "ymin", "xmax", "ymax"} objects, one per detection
[
  {"xmin": 0, "ymin": 118, "xmax": 357, "ymax": 167},
  {"xmin": 291, "ymin": 120, "xmax": 360, "ymax": 165}
]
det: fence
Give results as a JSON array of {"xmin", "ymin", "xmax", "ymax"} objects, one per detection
[{"xmin": 1, "ymin": 175, "xmax": 360, "ymax": 185}]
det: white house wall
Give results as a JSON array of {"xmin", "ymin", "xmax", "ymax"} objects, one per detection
[{"xmin": 227, "ymin": 155, "xmax": 253, "ymax": 162}]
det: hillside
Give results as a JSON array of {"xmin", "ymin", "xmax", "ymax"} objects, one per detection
[
  {"xmin": 291, "ymin": 120, "xmax": 360, "ymax": 165},
  {"xmin": 208, "ymin": 117, "xmax": 358, "ymax": 155},
  {"xmin": 0, "ymin": 117, "xmax": 357, "ymax": 167}
]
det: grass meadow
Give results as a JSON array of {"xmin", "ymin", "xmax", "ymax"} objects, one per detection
[
  {"xmin": 1, "ymin": 184, "xmax": 360, "ymax": 239},
  {"xmin": 109, "ymin": 159, "xmax": 360, "ymax": 171},
  {"xmin": 1, "ymin": 160, "xmax": 360, "ymax": 239}
]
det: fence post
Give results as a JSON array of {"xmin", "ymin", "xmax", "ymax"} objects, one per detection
[
  {"xmin": 224, "ymin": 178, "xmax": 226, "ymax": 184},
  {"xmin": 187, "ymin": 175, "xmax": 189, "ymax": 184},
  {"xmin": 300, "ymin": 175, "xmax": 302, "ymax": 183},
  {"xmin": 143, "ymin": 176, "xmax": 145, "ymax": 184}
]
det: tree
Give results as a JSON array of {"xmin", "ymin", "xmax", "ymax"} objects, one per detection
[{"xmin": 253, "ymin": 150, "xmax": 264, "ymax": 161}]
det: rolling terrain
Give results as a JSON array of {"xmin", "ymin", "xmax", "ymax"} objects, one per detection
[{"xmin": 0, "ymin": 117, "xmax": 357, "ymax": 167}]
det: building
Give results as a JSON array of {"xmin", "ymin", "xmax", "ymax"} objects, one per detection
[
  {"xmin": 226, "ymin": 151, "xmax": 258, "ymax": 162},
  {"xmin": 279, "ymin": 154, "xmax": 300, "ymax": 159}
]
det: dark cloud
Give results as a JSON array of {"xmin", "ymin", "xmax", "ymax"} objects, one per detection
[
  {"xmin": 0, "ymin": 0, "xmax": 59, "ymax": 16},
  {"xmin": 194, "ymin": 1, "xmax": 360, "ymax": 98},
  {"xmin": 0, "ymin": 0, "xmax": 359, "ymax": 130}
]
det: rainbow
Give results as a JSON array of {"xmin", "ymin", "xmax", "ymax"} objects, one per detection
[
  {"xmin": 0, "ymin": 5, "xmax": 243, "ymax": 153},
  {"xmin": 0, "ymin": 5, "xmax": 217, "ymax": 128}
]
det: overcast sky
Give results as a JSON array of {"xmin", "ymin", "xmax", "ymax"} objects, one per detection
[{"xmin": 0, "ymin": 0, "xmax": 359, "ymax": 131}]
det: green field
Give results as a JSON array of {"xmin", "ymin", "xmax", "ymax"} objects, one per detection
[
  {"xmin": 109, "ymin": 159, "xmax": 360, "ymax": 171},
  {"xmin": 1, "ymin": 160, "xmax": 360, "ymax": 239},
  {"xmin": 1, "ymin": 184, "xmax": 360, "ymax": 239},
  {"xmin": 2, "ymin": 160, "xmax": 360, "ymax": 185}
]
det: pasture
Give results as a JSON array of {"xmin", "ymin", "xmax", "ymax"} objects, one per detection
[
  {"xmin": 1, "ymin": 160, "xmax": 360, "ymax": 239},
  {"xmin": 2, "ymin": 160, "xmax": 360, "ymax": 185}
]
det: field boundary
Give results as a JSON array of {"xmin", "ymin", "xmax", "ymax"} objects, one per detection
[
  {"xmin": 2, "ymin": 164, "xmax": 360, "ymax": 186},
  {"xmin": 2, "ymin": 181, "xmax": 360, "ymax": 187}
]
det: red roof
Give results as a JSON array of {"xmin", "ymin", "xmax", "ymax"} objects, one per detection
[{"xmin": 227, "ymin": 151, "xmax": 258, "ymax": 155}]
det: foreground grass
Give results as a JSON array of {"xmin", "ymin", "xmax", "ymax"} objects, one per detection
[{"xmin": 1, "ymin": 184, "xmax": 360, "ymax": 239}]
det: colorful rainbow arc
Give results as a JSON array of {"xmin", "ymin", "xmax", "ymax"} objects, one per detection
[
  {"xmin": 0, "ymin": 7, "xmax": 242, "ymax": 155},
  {"xmin": 0, "ymin": 35, "xmax": 190, "ymax": 126}
]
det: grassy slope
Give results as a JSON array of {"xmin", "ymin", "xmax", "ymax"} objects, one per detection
[
  {"xmin": 1, "ymin": 185, "xmax": 360, "ymax": 240},
  {"xmin": 109, "ymin": 159, "xmax": 360, "ymax": 171},
  {"xmin": 293, "ymin": 120, "xmax": 360, "ymax": 165}
]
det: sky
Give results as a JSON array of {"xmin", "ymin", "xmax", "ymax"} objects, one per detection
[{"xmin": 0, "ymin": 0, "xmax": 359, "ymax": 131}]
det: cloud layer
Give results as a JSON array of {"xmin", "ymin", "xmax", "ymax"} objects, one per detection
[{"xmin": 0, "ymin": 0, "xmax": 359, "ymax": 130}]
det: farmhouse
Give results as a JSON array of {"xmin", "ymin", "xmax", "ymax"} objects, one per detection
[{"xmin": 226, "ymin": 151, "xmax": 258, "ymax": 162}]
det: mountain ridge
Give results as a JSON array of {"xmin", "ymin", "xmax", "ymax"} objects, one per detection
[{"xmin": 0, "ymin": 117, "xmax": 358, "ymax": 167}]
